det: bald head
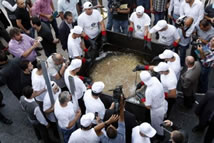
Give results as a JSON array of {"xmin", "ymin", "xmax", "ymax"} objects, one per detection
[
  {"xmin": 171, "ymin": 130, "xmax": 185, "ymax": 143},
  {"xmin": 52, "ymin": 53, "xmax": 64, "ymax": 65},
  {"xmin": 185, "ymin": 56, "xmax": 195, "ymax": 67},
  {"xmin": 185, "ymin": 17, "xmax": 194, "ymax": 27}
]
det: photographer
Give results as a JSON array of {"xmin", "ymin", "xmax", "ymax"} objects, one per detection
[
  {"xmin": 196, "ymin": 37, "xmax": 214, "ymax": 93},
  {"xmin": 109, "ymin": 0, "xmax": 130, "ymax": 34},
  {"xmin": 176, "ymin": 16, "xmax": 195, "ymax": 66}
]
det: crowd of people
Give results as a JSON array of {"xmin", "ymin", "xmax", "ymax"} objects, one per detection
[{"xmin": 0, "ymin": 0, "xmax": 214, "ymax": 143}]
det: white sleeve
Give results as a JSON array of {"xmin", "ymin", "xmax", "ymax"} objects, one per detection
[
  {"xmin": 34, "ymin": 106, "xmax": 49, "ymax": 126},
  {"xmin": 57, "ymin": 1, "xmax": 64, "ymax": 12},
  {"xmin": 185, "ymin": 24, "xmax": 195, "ymax": 37},
  {"xmin": 144, "ymin": 15, "xmax": 151, "ymax": 26},
  {"xmin": 173, "ymin": 28, "xmax": 180, "ymax": 40},
  {"xmin": 149, "ymin": 27, "xmax": 157, "ymax": 34},
  {"xmin": 97, "ymin": 10, "xmax": 103, "ymax": 22},
  {"xmin": 168, "ymin": 0, "xmax": 173, "ymax": 15},
  {"xmin": 144, "ymin": 90, "xmax": 152, "ymax": 106},
  {"xmin": 2, "ymin": 1, "xmax": 17, "ymax": 12},
  {"xmin": 167, "ymin": 80, "xmax": 177, "ymax": 90},
  {"xmin": 195, "ymin": 4, "xmax": 204, "ymax": 26},
  {"xmin": 179, "ymin": 2, "xmax": 185, "ymax": 17},
  {"xmin": 77, "ymin": 16, "xmax": 84, "ymax": 29},
  {"xmin": 129, "ymin": 13, "xmax": 134, "ymax": 22}
]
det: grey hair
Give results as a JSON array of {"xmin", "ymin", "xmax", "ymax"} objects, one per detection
[{"xmin": 59, "ymin": 91, "xmax": 70, "ymax": 104}]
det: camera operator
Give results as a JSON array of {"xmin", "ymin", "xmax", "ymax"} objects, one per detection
[
  {"xmin": 176, "ymin": 16, "xmax": 195, "ymax": 66},
  {"xmin": 95, "ymin": 95, "xmax": 125, "ymax": 143},
  {"xmin": 196, "ymin": 37, "xmax": 214, "ymax": 93},
  {"xmin": 136, "ymin": 71, "xmax": 168, "ymax": 141},
  {"xmin": 109, "ymin": 0, "xmax": 130, "ymax": 34}
]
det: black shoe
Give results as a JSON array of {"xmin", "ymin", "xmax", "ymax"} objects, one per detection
[
  {"xmin": 192, "ymin": 125, "xmax": 204, "ymax": 132},
  {"xmin": 0, "ymin": 117, "xmax": 13, "ymax": 125},
  {"xmin": 0, "ymin": 103, "xmax": 5, "ymax": 108}
]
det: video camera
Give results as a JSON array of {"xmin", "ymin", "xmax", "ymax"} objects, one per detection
[
  {"xmin": 109, "ymin": 85, "xmax": 124, "ymax": 114},
  {"xmin": 110, "ymin": 0, "xmax": 121, "ymax": 15},
  {"xmin": 175, "ymin": 16, "xmax": 187, "ymax": 28}
]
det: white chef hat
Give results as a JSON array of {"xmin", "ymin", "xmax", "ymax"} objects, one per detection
[
  {"xmin": 153, "ymin": 62, "xmax": 169, "ymax": 72},
  {"xmin": 83, "ymin": 1, "xmax": 93, "ymax": 10},
  {"xmin": 153, "ymin": 20, "xmax": 167, "ymax": 31},
  {"xmin": 159, "ymin": 49, "xmax": 174, "ymax": 59},
  {"xmin": 140, "ymin": 71, "xmax": 153, "ymax": 86},
  {"xmin": 136, "ymin": 6, "xmax": 144, "ymax": 15},
  {"xmin": 139, "ymin": 122, "xmax": 156, "ymax": 138},
  {"xmin": 72, "ymin": 26, "xmax": 83, "ymax": 35},
  {"xmin": 69, "ymin": 59, "xmax": 82, "ymax": 71},
  {"xmin": 80, "ymin": 113, "xmax": 95, "ymax": 127},
  {"xmin": 92, "ymin": 81, "xmax": 105, "ymax": 94}
]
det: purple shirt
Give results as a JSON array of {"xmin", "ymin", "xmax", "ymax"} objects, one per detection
[
  {"xmin": 31, "ymin": 0, "xmax": 53, "ymax": 21},
  {"xmin": 9, "ymin": 34, "xmax": 37, "ymax": 62}
]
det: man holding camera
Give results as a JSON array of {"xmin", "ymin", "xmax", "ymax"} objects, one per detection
[
  {"xmin": 137, "ymin": 71, "xmax": 168, "ymax": 141},
  {"xmin": 176, "ymin": 16, "xmax": 195, "ymax": 66},
  {"xmin": 109, "ymin": 0, "xmax": 130, "ymax": 34}
]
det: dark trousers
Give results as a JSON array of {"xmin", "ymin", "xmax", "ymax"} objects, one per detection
[
  {"xmin": 0, "ymin": 91, "xmax": 3, "ymax": 105},
  {"xmin": 204, "ymin": 116, "xmax": 214, "ymax": 143},
  {"xmin": 166, "ymin": 98, "xmax": 176, "ymax": 117},
  {"xmin": 199, "ymin": 66, "xmax": 211, "ymax": 93},
  {"xmin": 42, "ymin": 19, "xmax": 59, "ymax": 38},
  {"xmin": 43, "ymin": 45, "xmax": 56, "ymax": 57},
  {"xmin": 183, "ymin": 95, "xmax": 194, "ymax": 108},
  {"xmin": 33, "ymin": 123, "xmax": 51, "ymax": 143},
  {"xmin": 61, "ymin": 124, "xmax": 77, "ymax": 143},
  {"xmin": 179, "ymin": 44, "xmax": 189, "ymax": 67},
  {"xmin": 78, "ymin": 96, "xmax": 86, "ymax": 114},
  {"xmin": 10, "ymin": 19, "xmax": 17, "ymax": 27},
  {"xmin": 0, "ymin": 27, "xmax": 10, "ymax": 42}
]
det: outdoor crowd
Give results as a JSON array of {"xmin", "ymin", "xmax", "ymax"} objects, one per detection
[{"xmin": 0, "ymin": 0, "xmax": 214, "ymax": 143}]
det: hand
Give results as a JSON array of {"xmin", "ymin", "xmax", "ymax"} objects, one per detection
[
  {"xmin": 96, "ymin": 116, "xmax": 102, "ymax": 124},
  {"xmin": 84, "ymin": 48, "xmax": 88, "ymax": 52},
  {"xmin": 150, "ymin": 7, "xmax": 154, "ymax": 13},
  {"xmin": 32, "ymin": 40, "xmax": 40, "ymax": 49},
  {"xmin": 25, "ymin": 30, "xmax": 30, "ymax": 35},
  {"xmin": 168, "ymin": 15, "xmax": 173, "ymax": 19},
  {"xmin": 133, "ymin": 65, "xmax": 149, "ymax": 72},
  {"xmin": 136, "ymin": 82, "xmax": 143, "ymax": 90},
  {"xmin": 163, "ymin": 120, "xmax": 173, "ymax": 127},
  {"xmin": 76, "ymin": 109, "xmax": 82, "ymax": 118},
  {"xmin": 47, "ymin": 15, "xmax": 53, "ymax": 21},
  {"xmin": 116, "ymin": 8, "xmax": 120, "ymax": 13},
  {"xmin": 107, "ymin": 114, "xmax": 119, "ymax": 124},
  {"xmin": 53, "ymin": 39, "xmax": 59, "ymax": 44}
]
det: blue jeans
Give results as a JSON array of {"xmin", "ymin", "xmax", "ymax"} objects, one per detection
[
  {"xmin": 42, "ymin": 19, "xmax": 59, "ymax": 38},
  {"xmin": 60, "ymin": 124, "xmax": 77, "ymax": 143},
  {"xmin": 107, "ymin": 10, "xmax": 113, "ymax": 30},
  {"xmin": 154, "ymin": 12, "xmax": 165, "ymax": 25},
  {"xmin": 199, "ymin": 66, "xmax": 211, "ymax": 93},
  {"xmin": 179, "ymin": 44, "xmax": 189, "ymax": 66},
  {"xmin": 113, "ymin": 19, "xmax": 128, "ymax": 34}
]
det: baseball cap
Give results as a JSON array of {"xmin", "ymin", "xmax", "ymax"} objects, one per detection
[
  {"xmin": 83, "ymin": 1, "xmax": 93, "ymax": 10},
  {"xmin": 153, "ymin": 20, "xmax": 167, "ymax": 31},
  {"xmin": 69, "ymin": 59, "xmax": 82, "ymax": 71},
  {"xmin": 136, "ymin": 6, "xmax": 144, "ymax": 15},
  {"xmin": 139, "ymin": 122, "xmax": 156, "ymax": 138},
  {"xmin": 153, "ymin": 62, "xmax": 169, "ymax": 72},
  {"xmin": 92, "ymin": 81, "xmax": 105, "ymax": 94},
  {"xmin": 140, "ymin": 71, "xmax": 153, "ymax": 86},
  {"xmin": 72, "ymin": 26, "xmax": 83, "ymax": 35},
  {"xmin": 80, "ymin": 113, "xmax": 95, "ymax": 127},
  {"xmin": 159, "ymin": 49, "xmax": 174, "ymax": 59}
]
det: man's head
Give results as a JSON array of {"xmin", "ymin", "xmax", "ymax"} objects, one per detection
[
  {"xmin": 153, "ymin": 20, "xmax": 168, "ymax": 32},
  {"xmin": 153, "ymin": 62, "xmax": 170, "ymax": 75},
  {"xmin": 20, "ymin": 60, "xmax": 34, "ymax": 73},
  {"xmin": 80, "ymin": 113, "xmax": 94, "ymax": 130},
  {"xmin": 91, "ymin": 81, "xmax": 105, "ymax": 99},
  {"xmin": 64, "ymin": 11, "xmax": 73, "ymax": 24},
  {"xmin": 59, "ymin": 91, "xmax": 71, "ymax": 105},
  {"xmin": 83, "ymin": 2, "xmax": 93, "ymax": 15},
  {"xmin": 171, "ymin": 130, "xmax": 185, "ymax": 143},
  {"xmin": 17, "ymin": 0, "xmax": 26, "ymax": 8},
  {"xmin": 184, "ymin": 17, "xmax": 194, "ymax": 27},
  {"xmin": 136, "ymin": 6, "xmax": 144, "ymax": 18},
  {"xmin": 23, "ymin": 86, "xmax": 33, "ymax": 99},
  {"xmin": 139, "ymin": 122, "xmax": 156, "ymax": 138},
  {"xmin": 185, "ymin": 0, "xmax": 194, "ymax": 4},
  {"xmin": 159, "ymin": 49, "xmax": 175, "ymax": 62},
  {"xmin": 199, "ymin": 19, "xmax": 211, "ymax": 32},
  {"xmin": 209, "ymin": 37, "xmax": 214, "ymax": 49},
  {"xmin": 9, "ymin": 28, "xmax": 22, "ymax": 41},
  {"xmin": 106, "ymin": 125, "xmax": 118, "ymax": 139},
  {"xmin": 31, "ymin": 16, "xmax": 42, "ymax": 30},
  {"xmin": 72, "ymin": 26, "xmax": 83, "ymax": 38},
  {"xmin": 69, "ymin": 59, "xmax": 82, "ymax": 73},
  {"xmin": 185, "ymin": 56, "xmax": 195, "ymax": 68},
  {"xmin": 52, "ymin": 53, "xmax": 64, "ymax": 65},
  {"xmin": 0, "ymin": 50, "xmax": 8, "ymax": 63}
]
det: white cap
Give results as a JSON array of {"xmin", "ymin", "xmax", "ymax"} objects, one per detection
[
  {"xmin": 83, "ymin": 1, "xmax": 93, "ymax": 10},
  {"xmin": 139, "ymin": 122, "xmax": 156, "ymax": 138},
  {"xmin": 136, "ymin": 6, "xmax": 144, "ymax": 15},
  {"xmin": 72, "ymin": 26, "xmax": 83, "ymax": 35},
  {"xmin": 153, "ymin": 20, "xmax": 167, "ymax": 31},
  {"xmin": 153, "ymin": 62, "xmax": 169, "ymax": 72},
  {"xmin": 159, "ymin": 49, "xmax": 174, "ymax": 59},
  {"xmin": 140, "ymin": 71, "xmax": 153, "ymax": 86},
  {"xmin": 80, "ymin": 113, "xmax": 95, "ymax": 127},
  {"xmin": 69, "ymin": 59, "xmax": 82, "ymax": 71},
  {"xmin": 92, "ymin": 81, "xmax": 105, "ymax": 94}
]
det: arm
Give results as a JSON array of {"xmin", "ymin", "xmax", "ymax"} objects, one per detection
[
  {"xmin": 51, "ymin": 0, "xmax": 55, "ymax": 11},
  {"xmin": 117, "ymin": 8, "xmax": 130, "ymax": 14},
  {"xmin": 194, "ymin": 4, "xmax": 204, "ymax": 26},
  {"xmin": 66, "ymin": 109, "xmax": 81, "ymax": 129},
  {"xmin": 99, "ymin": 20, "xmax": 106, "ymax": 32},
  {"xmin": 16, "ymin": 19, "xmax": 29, "ymax": 33},
  {"xmin": 32, "ymin": 88, "xmax": 47, "ymax": 98},
  {"xmin": 2, "ymin": 1, "xmax": 17, "ymax": 12},
  {"xmin": 168, "ymin": 0, "xmax": 173, "ymax": 17},
  {"xmin": 44, "ymin": 105, "xmax": 54, "ymax": 114},
  {"xmin": 34, "ymin": 106, "xmax": 49, "ymax": 126},
  {"xmin": 150, "ymin": 0, "xmax": 153, "ymax": 12},
  {"xmin": 168, "ymin": 88, "xmax": 176, "ymax": 98},
  {"xmin": 76, "ymin": 3, "xmax": 80, "ymax": 15},
  {"xmin": 80, "ymin": 40, "xmax": 87, "ymax": 51},
  {"xmin": 21, "ymin": 41, "xmax": 39, "ymax": 58}
]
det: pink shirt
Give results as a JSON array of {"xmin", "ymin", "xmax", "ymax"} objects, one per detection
[{"xmin": 31, "ymin": 0, "xmax": 53, "ymax": 21}]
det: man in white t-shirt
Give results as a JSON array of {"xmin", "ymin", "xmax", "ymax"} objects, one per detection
[
  {"xmin": 78, "ymin": 2, "xmax": 106, "ymax": 45},
  {"xmin": 57, "ymin": 0, "xmax": 80, "ymax": 24},
  {"xmin": 153, "ymin": 62, "xmax": 177, "ymax": 118},
  {"xmin": 168, "ymin": 0, "xmax": 184, "ymax": 22},
  {"xmin": 31, "ymin": 62, "xmax": 47, "ymax": 107},
  {"xmin": 83, "ymin": 82, "xmax": 106, "ymax": 121},
  {"xmin": 137, "ymin": 71, "xmax": 167, "ymax": 139},
  {"xmin": 180, "ymin": 0, "xmax": 204, "ymax": 26},
  {"xmin": 149, "ymin": 20, "xmax": 180, "ymax": 49},
  {"xmin": 132, "ymin": 122, "xmax": 156, "ymax": 143},
  {"xmin": 68, "ymin": 112, "xmax": 100, "ymax": 143},
  {"xmin": 64, "ymin": 59, "xmax": 87, "ymax": 113},
  {"xmin": 54, "ymin": 91, "xmax": 81, "ymax": 143},
  {"xmin": 158, "ymin": 49, "xmax": 181, "ymax": 79},
  {"xmin": 67, "ymin": 26, "xmax": 88, "ymax": 63}
]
